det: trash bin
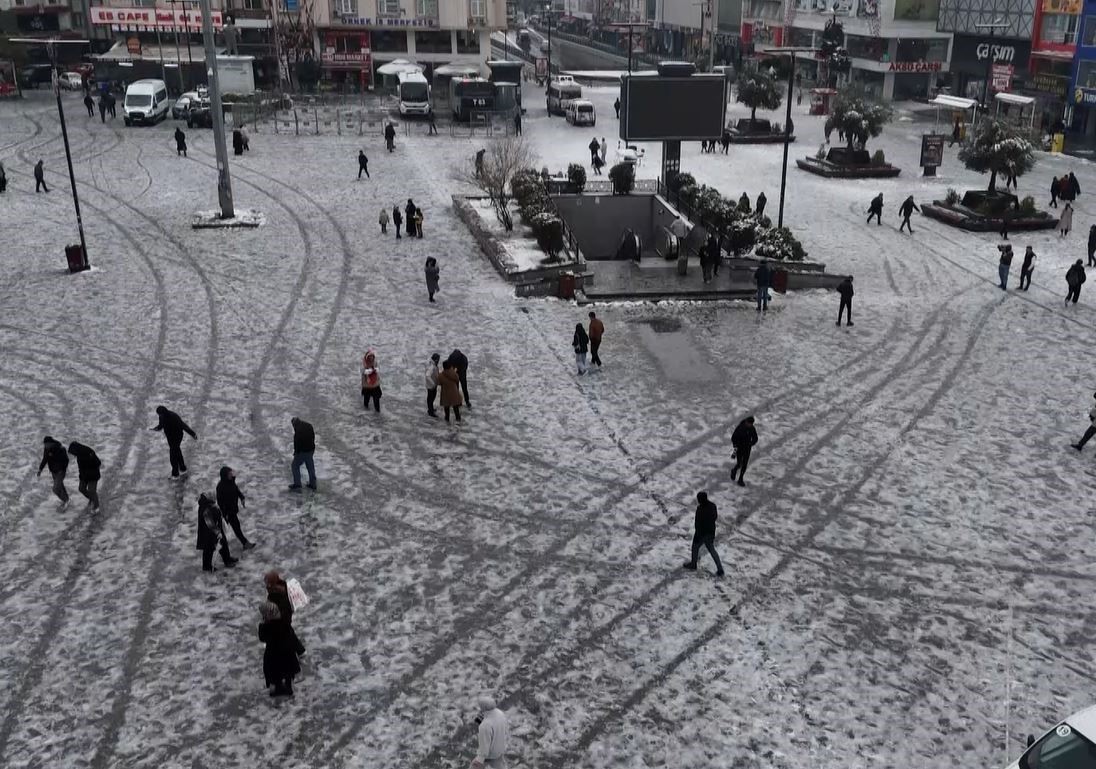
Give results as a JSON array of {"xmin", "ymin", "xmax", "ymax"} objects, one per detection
[
  {"xmin": 772, "ymin": 268, "xmax": 789, "ymax": 294},
  {"xmin": 558, "ymin": 270, "xmax": 576, "ymax": 299},
  {"xmin": 64, "ymin": 244, "xmax": 87, "ymax": 274}
]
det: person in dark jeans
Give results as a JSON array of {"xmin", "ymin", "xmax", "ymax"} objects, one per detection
[
  {"xmin": 998, "ymin": 244, "xmax": 1013, "ymax": 290},
  {"xmin": 682, "ymin": 491, "xmax": 724, "ymax": 576},
  {"xmin": 196, "ymin": 493, "xmax": 237, "ymax": 572},
  {"xmin": 754, "ymin": 261, "xmax": 772, "ymax": 313},
  {"xmin": 289, "ymin": 416, "xmax": 316, "ymax": 491},
  {"xmin": 357, "ymin": 150, "xmax": 369, "ymax": 179},
  {"xmin": 34, "ymin": 159, "xmax": 48, "ymax": 193},
  {"xmin": 730, "ymin": 416, "xmax": 758, "ymax": 487},
  {"xmin": 1072, "ymin": 392, "xmax": 1096, "ymax": 450},
  {"xmin": 37, "ymin": 435, "xmax": 70, "ymax": 503},
  {"xmin": 217, "ymin": 466, "xmax": 254, "ymax": 549},
  {"xmin": 393, "ymin": 205, "xmax": 403, "ymax": 239},
  {"xmin": 447, "ymin": 349, "xmax": 470, "ymax": 407},
  {"xmin": 67, "ymin": 441, "xmax": 101, "ymax": 511},
  {"xmin": 588, "ymin": 311, "xmax": 604, "ymax": 367},
  {"xmin": 836, "ymin": 276, "xmax": 854, "ymax": 326},
  {"xmin": 152, "ymin": 405, "xmax": 198, "ymax": 478},
  {"xmin": 425, "ymin": 353, "xmax": 440, "ymax": 417},
  {"xmin": 1066, "ymin": 259, "xmax": 1087, "ymax": 305},
  {"xmin": 1018, "ymin": 247, "xmax": 1036, "ymax": 291}
]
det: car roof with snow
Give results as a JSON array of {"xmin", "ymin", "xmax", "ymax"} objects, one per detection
[{"xmin": 1066, "ymin": 705, "xmax": 1096, "ymax": 741}]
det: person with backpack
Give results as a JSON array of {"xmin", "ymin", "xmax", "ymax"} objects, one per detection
[
  {"xmin": 866, "ymin": 193, "xmax": 883, "ymax": 225},
  {"xmin": 1066, "ymin": 259, "xmax": 1087, "ymax": 305},
  {"xmin": 151, "ymin": 405, "xmax": 198, "ymax": 478},
  {"xmin": 37, "ymin": 435, "xmax": 70, "ymax": 503},
  {"xmin": 360, "ymin": 350, "xmax": 382, "ymax": 412},
  {"xmin": 67, "ymin": 441, "xmax": 101, "ymax": 511},
  {"xmin": 216, "ymin": 466, "xmax": 254, "ymax": 550},
  {"xmin": 682, "ymin": 491, "xmax": 724, "ymax": 577},
  {"xmin": 730, "ymin": 416, "xmax": 758, "ymax": 487}
]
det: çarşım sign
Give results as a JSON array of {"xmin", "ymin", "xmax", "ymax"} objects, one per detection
[{"xmin": 976, "ymin": 42, "xmax": 1016, "ymax": 63}]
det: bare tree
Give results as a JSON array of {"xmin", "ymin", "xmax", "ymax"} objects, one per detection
[
  {"xmin": 276, "ymin": 0, "xmax": 317, "ymax": 91},
  {"xmin": 463, "ymin": 135, "xmax": 536, "ymax": 232}
]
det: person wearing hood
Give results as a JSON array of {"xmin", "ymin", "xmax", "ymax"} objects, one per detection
[
  {"xmin": 232, "ymin": 127, "xmax": 244, "ymax": 156},
  {"xmin": 196, "ymin": 492, "xmax": 237, "ymax": 572},
  {"xmin": 174, "ymin": 127, "xmax": 187, "ymax": 157},
  {"xmin": 216, "ymin": 466, "xmax": 254, "ymax": 549},
  {"xmin": 425, "ymin": 353, "xmax": 441, "ymax": 417},
  {"xmin": 34, "ymin": 159, "xmax": 48, "ymax": 193},
  {"xmin": 258, "ymin": 599, "xmax": 300, "ymax": 697},
  {"xmin": 392, "ymin": 205, "xmax": 403, "ymax": 239},
  {"xmin": 357, "ymin": 149, "xmax": 369, "ymax": 179},
  {"xmin": 289, "ymin": 416, "xmax": 317, "ymax": 491},
  {"xmin": 682, "ymin": 491, "xmax": 724, "ymax": 577},
  {"xmin": 361, "ymin": 350, "xmax": 382, "ymax": 412},
  {"xmin": 1051, "ymin": 176, "xmax": 1060, "ymax": 208},
  {"xmin": 866, "ymin": 193, "xmax": 883, "ymax": 225},
  {"xmin": 572, "ymin": 322, "xmax": 589, "ymax": 375},
  {"xmin": 67, "ymin": 441, "xmax": 101, "ymax": 511},
  {"xmin": 898, "ymin": 195, "xmax": 919, "ymax": 234},
  {"xmin": 439, "ymin": 360, "xmax": 463, "ymax": 423},
  {"xmin": 599, "ymin": 137, "xmax": 608, "ymax": 166},
  {"xmin": 264, "ymin": 570, "xmax": 306, "ymax": 655},
  {"xmin": 151, "ymin": 405, "xmax": 198, "ymax": 478},
  {"xmin": 1066, "ymin": 259, "xmax": 1087, "ymax": 305},
  {"xmin": 754, "ymin": 261, "xmax": 772, "ymax": 312},
  {"xmin": 1072, "ymin": 391, "xmax": 1096, "ymax": 451},
  {"xmin": 1069, "ymin": 171, "xmax": 1081, "ymax": 199},
  {"xmin": 1059, "ymin": 202, "xmax": 1074, "ymax": 236},
  {"xmin": 588, "ymin": 136, "xmax": 600, "ymax": 165},
  {"xmin": 37, "ymin": 435, "xmax": 70, "ymax": 503},
  {"xmin": 405, "ymin": 199, "xmax": 418, "ymax": 238},
  {"xmin": 471, "ymin": 695, "xmax": 510, "ymax": 769},
  {"xmin": 756, "ymin": 191, "xmax": 767, "ymax": 217},
  {"xmin": 425, "ymin": 256, "xmax": 440, "ymax": 302},
  {"xmin": 730, "ymin": 416, "xmax": 758, "ymax": 487}
]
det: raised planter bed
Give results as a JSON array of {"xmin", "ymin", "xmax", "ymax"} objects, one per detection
[
  {"xmin": 797, "ymin": 156, "xmax": 901, "ymax": 178},
  {"xmin": 727, "ymin": 118, "xmax": 795, "ymax": 145},
  {"xmin": 920, "ymin": 201, "xmax": 1058, "ymax": 232}
]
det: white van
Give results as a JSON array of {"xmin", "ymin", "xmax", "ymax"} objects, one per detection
[
  {"xmin": 124, "ymin": 79, "xmax": 170, "ymax": 126},
  {"xmin": 1004, "ymin": 704, "xmax": 1096, "ymax": 769},
  {"xmin": 397, "ymin": 71, "xmax": 431, "ymax": 116},
  {"xmin": 565, "ymin": 99, "xmax": 596, "ymax": 126}
]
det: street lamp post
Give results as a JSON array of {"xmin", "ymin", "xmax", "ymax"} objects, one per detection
[
  {"xmin": 975, "ymin": 18, "xmax": 1009, "ymax": 118},
  {"xmin": 171, "ymin": 3, "xmax": 186, "ymax": 93},
  {"xmin": 761, "ymin": 46, "xmax": 816, "ymax": 229},
  {"xmin": 198, "ymin": 0, "xmax": 235, "ymax": 218}
]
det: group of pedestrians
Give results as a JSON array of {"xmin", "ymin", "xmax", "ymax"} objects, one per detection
[
  {"xmin": 37, "ymin": 436, "xmax": 101, "ymax": 510},
  {"xmin": 380, "ymin": 199, "xmax": 423, "ymax": 239},
  {"xmin": 424, "ymin": 350, "xmax": 469, "ymax": 422},
  {"xmin": 588, "ymin": 136, "xmax": 608, "ymax": 175},
  {"xmin": 997, "ymin": 243, "xmax": 1087, "ymax": 302},
  {"xmin": 571, "ymin": 312, "xmax": 605, "ymax": 375}
]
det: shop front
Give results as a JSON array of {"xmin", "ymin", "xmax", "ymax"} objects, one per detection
[
  {"xmin": 320, "ymin": 30, "xmax": 372, "ymax": 91},
  {"xmin": 1067, "ymin": 1, "xmax": 1096, "ymax": 145},
  {"xmin": 948, "ymin": 34, "xmax": 1031, "ymax": 100}
]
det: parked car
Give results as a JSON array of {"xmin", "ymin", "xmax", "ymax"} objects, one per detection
[
  {"xmin": 59, "ymin": 72, "xmax": 84, "ymax": 90},
  {"xmin": 1004, "ymin": 704, "xmax": 1096, "ymax": 769},
  {"xmin": 565, "ymin": 99, "xmax": 596, "ymax": 126},
  {"xmin": 172, "ymin": 91, "xmax": 200, "ymax": 120},
  {"xmin": 18, "ymin": 64, "xmax": 54, "ymax": 90}
]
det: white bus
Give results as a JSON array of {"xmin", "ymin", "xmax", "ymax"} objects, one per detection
[{"xmin": 397, "ymin": 71, "xmax": 431, "ymax": 116}]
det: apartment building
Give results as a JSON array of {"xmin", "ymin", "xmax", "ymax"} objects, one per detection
[
  {"xmin": 645, "ymin": 0, "xmax": 739, "ymax": 62},
  {"xmin": 0, "ymin": 0, "xmax": 86, "ymax": 53}
]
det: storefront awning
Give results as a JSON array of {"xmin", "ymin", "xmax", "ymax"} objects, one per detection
[
  {"xmin": 930, "ymin": 95, "xmax": 977, "ymax": 110},
  {"xmin": 434, "ymin": 63, "xmax": 480, "ymax": 77},
  {"xmin": 93, "ymin": 40, "xmax": 220, "ymax": 63},
  {"xmin": 995, "ymin": 91, "xmax": 1035, "ymax": 106}
]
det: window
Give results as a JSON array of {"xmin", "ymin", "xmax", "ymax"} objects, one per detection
[
  {"xmin": 1040, "ymin": 13, "xmax": 1079, "ymax": 45},
  {"xmin": 416, "ymin": 0, "xmax": 437, "ymax": 17},
  {"xmin": 415, "ymin": 31, "xmax": 450, "ymax": 52},
  {"xmin": 377, "ymin": 0, "xmax": 400, "ymax": 15},
  {"xmin": 336, "ymin": 0, "xmax": 358, "ymax": 15},
  {"xmin": 469, "ymin": 0, "xmax": 486, "ymax": 21},
  {"xmin": 1020, "ymin": 725, "xmax": 1096, "ymax": 769},
  {"xmin": 1084, "ymin": 15, "xmax": 1096, "ymax": 46},
  {"xmin": 456, "ymin": 30, "xmax": 480, "ymax": 53},
  {"xmin": 1078, "ymin": 60, "xmax": 1096, "ymax": 88},
  {"xmin": 13, "ymin": 0, "xmax": 25, "ymax": 6},
  {"xmin": 846, "ymin": 34, "xmax": 885, "ymax": 60},
  {"xmin": 71, "ymin": 11, "xmax": 84, "ymax": 27},
  {"xmin": 371, "ymin": 30, "xmax": 408, "ymax": 51},
  {"xmin": 896, "ymin": 37, "xmax": 948, "ymax": 62},
  {"xmin": 243, "ymin": 0, "xmax": 264, "ymax": 9}
]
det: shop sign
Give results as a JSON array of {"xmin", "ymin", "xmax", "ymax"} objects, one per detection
[
  {"xmin": 1033, "ymin": 72, "xmax": 1069, "ymax": 98},
  {"xmin": 340, "ymin": 16, "xmax": 439, "ymax": 28},
  {"xmin": 992, "ymin": 63, "xmax": 1014, "ymax": 91},
  {"xmin": 920, "ymin": 134, "xmax": 944, "ymax": 168},
  {"xmin": 1075, "ymin": 87, "xmax": 1096, "ymax": 104},
  {"xmin": 90, "ymin": 7, "xmax": 224, "ymax": 30},
  {"xmin": 126, "ymin": 35, "xmax": 142, "ymax": 55},
  {"xmin": 1042, "ymin": 0, "xmax": 1081, "ymax": 13},
  {"xmin": 321, "ymin": 31, "xmax": 372, "ymax": 67},
  {"xmin": 888, "ymin": 60, "xmax": 942, "ymax": 73},
  {"xmin": 976, "ymin": 43, "xmax": 1017, "ymax": 63}
]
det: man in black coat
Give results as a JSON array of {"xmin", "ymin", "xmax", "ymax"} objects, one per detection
[
  {"xmin": 756, "ymin": 191, "xmax": 767, "ymax": 217},
  {"xmin": 754, "ymin": 261, "xmax": 771, "ymax": 312},
  {"xmin": 898, "ymin": 195, "xmax": 919, "ymax": 234},
  {"xmin": 37, "ymin": 435, "xmax": 70, "ymax": 503},
  {"xmin": 1072, "ymin": 391, "xmax": 1096, "ymax": 451},
  {"xmin": 98, "ymin": 95, "xmax": 108, "ymax": 123},
  {"xmin": 1069, "ymin": 171, "xmax": 1081, "ymax": 199},
  {"xmin": 682, "ymin": 491, "xmax": 724, "ymax": 576},
  {"xmin": 446, "ymin": 349, "xmax": 470, "ymax": 407},
  {"xmin": 588, "ymin": 136, "xmax": 600, "ymax": 165},
  {"xmin": 217, "ymin": 466, "xmax": 254, "ymax": 549},
  {"xmin": 196, "ymin": 493, "xmax": 236, "ymax": 572},
  {"xmin": 357, "ymin": 149, "xmax": 369, "ymax": 179},
  {"xmin": 730, "ymin": 416, "xmax": 758, "ymax": 487},
  {"xmin": 1088, "ymin": 225, "xmax": 1096, "ymax": 268},
  {"xmin": 34, "ymin": 159, "xmax": 48, "ymax": 193},
  {"xmin": 289, "ymin": 416, "xmax": 317, "ymax": 491},
  {"xmin": 384, "ymin": 121, "xmax": 396, "ymax": 151},
  {"xmin": 405, "ymin": 199, "xmax": 418, "ymax": 238},
  {"xmin": 837, "ymin": 276, "xmax": 854, "ymax": 326},
  {"xmin": 1066, "ymin": 259, "xmax": 1087, "ymax": 305},
  {"xmin": 67, "ymin": 441, "xmax": 101, "ymax": 510},
  {"xmin": 707, "ymin": 233, "xmax": 721, "ymax": 277},
  {"xmin": 174, "ymin": 127, "xmax": 187, "ymax": 157},
  {"xmin": 152, "ymin": 405, "xmax": 198, "ymax": 478},
  {"xmin": 83, "ymin": 93, "xmax": 95, "ymax": 117},
  {"xmin": 866, "ymin": 193, "xmax": 883, "ymax": 225}
]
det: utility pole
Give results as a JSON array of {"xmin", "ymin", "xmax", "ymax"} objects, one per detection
[
  {"xmin": 198, "ymin": 0, "xmax": 235, "ymax": 218},
  {"xmin": 171, "ymin": 9, "xmax": 186, "ymax": 93},
  {"xmin": 708, "ymin": 0, "xmax": 717, "ymax": 71},
  {"xmin": 975, "ymin": 18, "xmax": 1008, "ymax": 120},
  {"xmin": 271, "ymin": 0, "xmax": 286, "ymax": 93}
]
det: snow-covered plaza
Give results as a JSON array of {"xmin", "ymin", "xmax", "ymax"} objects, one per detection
[{"xmin": 2, "ymin": 80, "xmax": 1096, "ymax": 769}]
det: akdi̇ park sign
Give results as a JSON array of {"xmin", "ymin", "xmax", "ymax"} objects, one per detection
[{"xmin": 90, "ymin": 7, "xmax": 224, "ymax": 30}]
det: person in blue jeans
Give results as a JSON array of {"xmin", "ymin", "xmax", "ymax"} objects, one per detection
[
  {"xmin": 998, "ymin": 244, "xmax": 1013, "ymax": 290},
  {"xmin": 288, "ymin": 417, "xmax": 316, "ymax": 491},
  {"xmin": 754, "ymin": 260, "xmax": 772, "ymax": 312}
]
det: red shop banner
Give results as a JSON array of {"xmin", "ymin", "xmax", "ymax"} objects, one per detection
[
  {"xmin": 321, "ymin": 31, "xmax": 372, "ymax": 68},
  {"xmin": 90, "ymin": 6, "xmax": 224, "ymax": 29}
]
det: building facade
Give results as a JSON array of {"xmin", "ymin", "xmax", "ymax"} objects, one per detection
[
  {"xmin": 1068, "ymin": 0, "xmax": 1096, "ymax": 141},
  {"xmin": 0, "ymin": 0, "xmax": 86, "ymax": 64},
  {"xmin": 1030, "ymin": 0, "xmax": 1079, "ymax": 121},
  {"xmin": 936, "ymin": 0, "xmax": 1034, "ymax": 100}
]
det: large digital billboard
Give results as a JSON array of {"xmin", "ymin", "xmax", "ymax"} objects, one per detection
[{"xmin": 619, "ymin": 74, "xmax": 728, "ymax": 142}]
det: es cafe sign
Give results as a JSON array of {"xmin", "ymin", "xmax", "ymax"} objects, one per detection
[{"xmin": 90, "ymin": 7, "xmax": 224, "ymax": 29}]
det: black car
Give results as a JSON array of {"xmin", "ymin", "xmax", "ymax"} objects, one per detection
[{"xmin": 19, "ymin": 64, "xmax": 54, "ymax": 90}]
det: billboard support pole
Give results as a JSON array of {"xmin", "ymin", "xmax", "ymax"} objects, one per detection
[{"xmin": 777, "ymin": 50, "xmax": 794, "ymax": 229}]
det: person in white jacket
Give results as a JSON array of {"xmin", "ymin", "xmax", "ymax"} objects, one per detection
[
  {"xmin": 425, "ymin": 353, "xmax": 440, "ymax": 418},
  {"xmin": 471, "ymin": 696, "xmax": 509, "ymax": 769}
]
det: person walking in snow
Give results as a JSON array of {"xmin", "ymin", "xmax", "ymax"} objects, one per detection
[
  {"xmin": 152, "ymin": 405, "xmax": 197, "ymax": 478},
  {"xmin": 682, "ymin": 491, "xmax": 724, "ymax": 576},
  {"xmin": 1059, "ymin": 203, "xmax": 1074, "ymax": 236},
  {"xmin": 384, "ymin": 121, "xmax": 396, "ymax": 152},
  {"xmin": 708, "ymin": 232, "xmax": 721, "ymax": 277},
  {"xmin": 37, "ymin": 435, "xmax": 69, "ymax": 503},
  {"xmin": 83, "ymin": 93, "xmax": 94, "ymax": 117},
  {"xmin": 0, "ymin": 160, "xmax": 6, "ymax": 194},
  {"xmin": 1066, "ymin": 259, "xmax": 1087, "ymax": 305},
  {"xmin": 614, "ymin": 97, "xmax": 620, "ymax": 119},
  {"xmin": 836, "ymin": 276, "xmax": 854, "ymax": 326},
  {"xmin": 998, "ymin": 244, "xmax": 1013, "ymax": 290},
  {"xmin": 588, "ymin": 311, "xmax": 604, "ymax": 367},
  {"xmin": 588, "ymin": 136, "xmax": 600, "ymax": 165},
  {"xmin": 34, "ymin": 159, "xmax": 48, "ymax": 193},
  {"xmin": 898, "ymin": 195, "xmax": 919, "ymax": 234},
  {"xmin": 358, "ymin": 149, "xmax": 369, "ymax": 179},
  {"xmin": 379, "ymin": 206, "xmax": 389, "ymax": 234},
  {"xmin": 392, "ymin": 205, "xmax": 403, "ymax": 239},
  {"xmin": 866, "ymin": 192, "xmax": 883, "ymax": 225},
  {"xmin": 1068, "ymin": 171, "xmax": 1081, "ymax": 199},
  {"xmin": 730, "ymin": 416, "xmax": 758, "ymax": 487},
  {"xmin": 425, "ymin": 256, "xmax": 440, "ymax": 302},
  {"xmin": 470, "ymin": 696, "xmax": 510, "ymax": 769},
  {"xmin": 405, "ymin": 199, "xmax": 418, "ymax": 238},
  {"xmin": 98, "ymin": 95, "xmax": 107, "ymax": 123},
  {"xmin": 738, "ymin": 192, "xmax": 751, "ymax": 212},
  {"xmin": 414, "ymin": 207, "xmax": 424, "ymax": 238},
  {"xmin": 67, "ymin": 441, "xmax": 101, "ymax": 511},
  {"xmin": 288, "ymin": 416, "xmax": 317, "ymax": 491},
  {"xmin": 572, "ymin": 322, "xmax": 589, "ymax": 375},
  {"xmin": 513, "ymin": 111, "xmax": 521, "ymax": 135},
  {"xmin": 428, "ymin": 109, "xmax": 438, "ymax": 135},
  {"xmin": 754, "ymin": 260, "xmax": 771, "ymax": 313},
  {"xmin": 591, "ymin": 153, "xmax": 605, "ymax": 175},
  {"xmin": 755, "ymin": 191, "xmax": 767, "ymax": 218},
  {"xmin": 258, "ymin": 599, "xmax": 300, "ymax": 697},
  {"xmin": 439, "ymin": 360, "xmax": 463, "ymax": 423},
  {"xmin": 1019, "ymin": 246, "xmax": 1036, "ymax": 291},
  {"xmin": 720, "ymin": 129, "xmax": 731, "ymax": 154},
  {"xmin": 1050, "ymin": 176, "xmax": 1060, "ymax": 208},
  {"xmin": 196, "ymin": 492, "xmax": 237, "ymax": 572},
  {"xmin": 425, "ymin": 353, "xmax": 441, "ymax": 417},
  {"xmin": 232, "ymin": 127, "xmax": 244, "ymax": 156},
  {"xmin": 360, "ymin": 350, "xmax": 382, "ymax": 412},
  {"xmin": 174, "ymin": 127, "xmax": 187, "ymax": 157},
  {"xmin": 949, "ymin": 116, "xmax": 961, "ymax": 146},
  {"xmin": 1088, "ymin": 225, "xmax": 1096, "ymax": 267},
  {"xmin": 216, "ymin": 466, "xmax": 254, "ymax": 549},
  {"xmin": 447, "ymin": 349, "xmax": 471, "ymax": 407},
  {"xmin": 599, "ymin": 137, "xmax": 608, "ymax": 167},
  {"xmin": 1072, "ymin": 391, "xmax": 1096, "ymax": 450},
  {"xmin": 475, "ymin": 148, "xmax": 486, "ymax": 178}
]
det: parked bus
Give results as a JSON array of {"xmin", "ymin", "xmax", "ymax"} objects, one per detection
[
  {"xmin": 546, "ymin": 78, "xmax": 582, "ymax": 115},
  {"xmin": 449, "ymin": 77, "xmax": 495, "ymax": 121},
  {"xmin": 487, "ymin": 59, "xmax": 524, "ymax": 109},
  {"xmin": 397, "ymin": 71, "xmax": 431, "ymax": 116}
]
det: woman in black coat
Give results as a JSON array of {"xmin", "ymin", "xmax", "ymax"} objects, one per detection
[
  {"xmin": 572, "ymin": 323, "xmax": 589, "ymax": 375},
  {"xmin": 196, "ymin": 493, "xmax": 236, "ymax": 572},
  {"xmin": 258, "ymin": 601, "xmax": 301, "ymax": 696}
]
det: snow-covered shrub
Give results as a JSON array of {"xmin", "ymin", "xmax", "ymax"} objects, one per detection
[
  {"xmin": 566, "ymin": 163, "xmax": 587, "ymax": 192},
  {"xmin": 945, "ymin": 188, "xmax": 959, "ymax": 205},
  {"xmin": 871, "ymin": 149, "xmax": 886, "ymax": 166},
  {"xmin": 755, "ymin": 226, "xmax": 806, "ymax": 262},
  {"xmin": 725, "ymin": 214, "xmax": 758, "ymax": 256},
  {"xmin": 958, "ymin": 119, "xmax": 1035, "ymax": 192},
  {"xmin": 609, "ymin": 162, "xmax": 634, "ymax": 195},
  {"xmin": 531, "ymin": 213, "xmax": 564, "ymax": 257},
  {"xmin": 1019, "ymin": 195, "xmax": 1036, "ymax": 215}
]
